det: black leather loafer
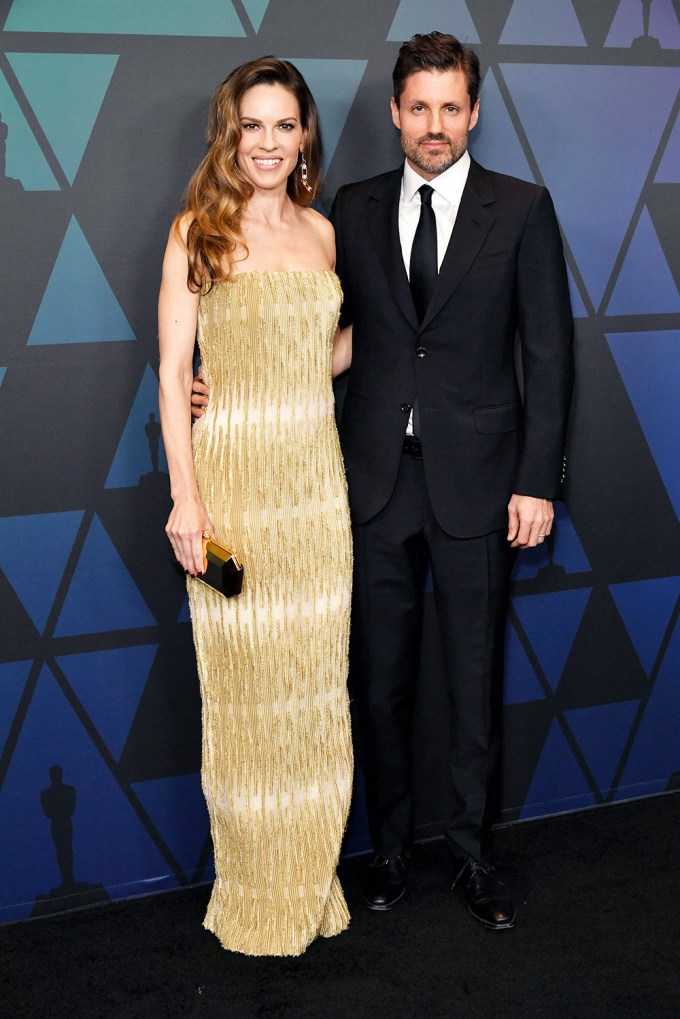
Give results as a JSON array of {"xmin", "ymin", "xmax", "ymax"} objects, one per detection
[
  {"xmin": 452, "ymin": 858, "xmax": 516, "ymax": 930},
  {"xmin": 361, "ymin": 852, "xmax": 409, "ymax": 911}
]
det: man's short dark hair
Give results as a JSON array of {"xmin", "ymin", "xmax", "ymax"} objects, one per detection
[{"xmin": 392, "ymin": 31, "xmax": 481, "ymax": 109}]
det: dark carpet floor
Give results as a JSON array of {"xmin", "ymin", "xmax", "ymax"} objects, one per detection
[{"xmin": 2, "ymin": 793, "xmax": 679, "ymax": 1018}]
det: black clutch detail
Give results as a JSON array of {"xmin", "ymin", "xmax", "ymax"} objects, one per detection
[{"xmin": 196, "ymin": 535, "xmax": 244, "ymax": 598}]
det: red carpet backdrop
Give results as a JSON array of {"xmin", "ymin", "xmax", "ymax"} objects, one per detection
[{"xmin": 0, "ymin": 0, "xmax": 679, "ymax": 922}]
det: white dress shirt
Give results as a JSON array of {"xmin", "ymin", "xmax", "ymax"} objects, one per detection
[{"xmin": 399, "ymin": 150, "xmax": 471, "ymax": 434}]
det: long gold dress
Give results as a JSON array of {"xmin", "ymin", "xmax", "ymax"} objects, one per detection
[{"xmin": 187, "ymin": 270, "xmax": 353, "ymax": 957}]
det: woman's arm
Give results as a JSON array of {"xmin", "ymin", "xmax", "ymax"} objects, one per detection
[
  {"xmin": 332, "ymin": 324, "xmax": 352, "ymax": 378},
  {"xmin": 158, "ymin": 221, "xmax": 212, "ymax": 575}
]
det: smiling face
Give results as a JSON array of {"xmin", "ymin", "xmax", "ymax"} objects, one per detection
[
  {"xmin": 390, "ymin": 68, "xmax": 479, "ymax": 180},
  {"xmin": 236, "ymin": 82, "xmax": 306, "ymax": 194}
]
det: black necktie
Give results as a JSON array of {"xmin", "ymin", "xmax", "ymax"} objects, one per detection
[{"xmin": 409, "ymin": 184, "xmax": 438, "ymax": 322}]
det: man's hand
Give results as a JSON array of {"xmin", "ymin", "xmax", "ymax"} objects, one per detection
[
  {"xmin": 191, "ymin": 365, "xmax": 210, "ymax": 420},
  {"xmin": 507, "ymin": 494, "xmax": 553, "ymax": 548}
]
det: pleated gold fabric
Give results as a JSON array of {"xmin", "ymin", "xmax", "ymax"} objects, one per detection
[{"xmin": 187, "ymin": 270, "xmax": 353, "ymax": 957}]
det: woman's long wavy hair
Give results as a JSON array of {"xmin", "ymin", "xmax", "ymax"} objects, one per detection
[{"xmin": 176, "ymin": 57, "xmax": 322, "ymax": 289}]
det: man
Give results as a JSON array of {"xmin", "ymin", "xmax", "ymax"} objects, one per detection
[
  {"xmin": 193, "ymin": 32, "xmax": 574, "ymax": 930},
  {"xmin": 330, "ymin": 31, "xmax": 573, "ymax": 930}
]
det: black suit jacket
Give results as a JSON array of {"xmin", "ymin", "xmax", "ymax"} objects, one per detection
[{"xmin": 330, "ymin": 159, "xmax": 574, "ymax": 538}]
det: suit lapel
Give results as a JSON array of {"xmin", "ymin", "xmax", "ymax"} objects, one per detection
[
  {"xmin": 421, "ymin": 160, "xmax": 496, "ymax": 329},
  {"xmin": 367, "ymin": 169, "xmax": 420, "ymax": 329}
]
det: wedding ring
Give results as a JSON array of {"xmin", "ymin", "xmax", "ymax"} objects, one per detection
[
  {"xmin": 538, "ymin": 533, "xmax": 546, "ymax": 537},
  {"xmin": 202, "ymin": 530, "xmax": 212, "ymax": 539}
]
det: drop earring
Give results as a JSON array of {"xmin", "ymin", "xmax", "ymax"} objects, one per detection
[{"xmin": 299, "ymin": 152, "xmax": 313, "ymax": 193}]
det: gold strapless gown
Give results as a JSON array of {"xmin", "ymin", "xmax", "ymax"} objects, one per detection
[{"xmin": 187, "ymin": 271, "xmax": 353, "ymax": 956}]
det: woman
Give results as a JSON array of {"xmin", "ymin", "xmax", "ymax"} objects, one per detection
[{"xmin": 158, "ymin": 57, "xmax": 353, "ymax": 957}]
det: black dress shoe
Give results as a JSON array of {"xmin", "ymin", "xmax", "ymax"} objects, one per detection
[
  {"xmin": 361, "ymin": 852, "xmax": 409, "ymax": 911},
  {"xmin": 452, "ymin": 858, "xmax": 516, "ymax": 930}
]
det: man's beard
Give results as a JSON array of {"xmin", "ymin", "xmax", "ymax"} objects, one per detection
[{"xmin": 402, "ymin": 133, "xmax": 468, "ymax": 175}]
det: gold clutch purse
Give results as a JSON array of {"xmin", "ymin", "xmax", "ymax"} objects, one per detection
[{"xmin": 196, "ymin": 532, "xmax": 244, "ymax": 598}]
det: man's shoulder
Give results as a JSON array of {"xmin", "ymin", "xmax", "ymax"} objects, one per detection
[
  {"xmin": 333, "ymin": 166, "xmax": 402, "ymax": 205},
  {"xmin": 469, "ymin": 159, "xmax": 548, "ymax": 205}
]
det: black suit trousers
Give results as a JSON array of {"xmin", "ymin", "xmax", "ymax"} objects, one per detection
[{"xmin": 351, "ymin": 451, "xmax": 516, "ymax": 865}]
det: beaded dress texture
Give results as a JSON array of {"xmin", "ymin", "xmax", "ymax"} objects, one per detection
[{"xmin": 187, "ymin": 271, "xmax": 353, "ymax": 957}]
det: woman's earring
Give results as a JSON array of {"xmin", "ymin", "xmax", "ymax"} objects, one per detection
[{"xmin": 300, "ymin": 152, "xmax": 313, "ymax": 193}]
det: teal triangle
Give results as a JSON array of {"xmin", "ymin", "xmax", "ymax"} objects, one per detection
[
  {"xmin": 500, "ymin": 0, "xmax": 586, "ymax": 45},
  {"xmin": 55, "ymin": 515, "xmax": 155, "ymax": 636},
  {"xmin": 106, "ymin": 365, "xmax": 167, "ymax": 488},
  {"xmin": 605, "ymin": 0, "xmax": 680, "ymax": 49},
  {"xmin": 500, "ymin": 65, "xmax": 679, "ymax": 310},
  {"xmin": 0, "ymin": 664, "xmax": 178, "ymax": 921},
  {"xmin": 656, "ymin": 112, "xmax": 680, "ymax": 183},
  {"xmin": 565, "ymin": 700, "xmax": 639, "ymax": 795},
  {"xmin": 6, "ymin": 53, "xmax": 118, "ymax": 185},
  {"xmin": 0, "ymin": 72, "xmax": 58, "ymax": 190},
  {"xmin": 610, "ymin": 576, "xmax": 680, "ymax": 676},
  {"xmin": 607, "ymin": 207, "xmax": 680, "ymax": 316},
  {"xmin": 567, "ymin": 264, "xmax": 589, "ymax": 318},
  {"xmin": 512, "ymin": 588, "xmax": 591, "ymax": 691},
  {"xmin": 520, "ymin": 719, "xmax": 597, "ymax": 819},
  {"xmin": 177, "ymin": 595, "xmax": 191, "ymax": 623},
  {"xmin": 0, "ymin": 660, "xmax": 32, "ymax": 753},
  {"xmin": 241, "ymin": 0, "xmax": 269, "ymax": 32},
  {"xmin": 4, "ymin": 0, "xmax": 245, "ymax": 36},
  {"xmin": 0, "ymin": 511, "xmax": 83, "ymax": 632},
  {"xmin": 56, "ymin": 645, "xmax": 157, "ymax": 761},
  {"xmin": 387, "ymin": 0, "xmax": 479, "ymax": 43},
  {"xmin": 285, "ymin": 60, "xmax": 367, "ymax": 169},
  {"xmin": 469, "ymin": 69, "xmax": 534, "ymax": 183},
  {"xmin": 606, "ymin": 330, "xmax": 680, "ymax": 519},
  {"xmin": 0, "ymin": 367, "xmax": 6, "ymax": 388},
  {"xmin": 503, "ymin": 618, "xmax": 546, "ymax": 705},
  {"xmin": 132, "ymin": 773, "xmax": 210, "ymax": 878},
  {"xmin": 617, "ymin": 617, "xmax": 680, "ymax": 799},
  {"xmin": 27, "ymin": 216, "xmax": 135, "ymax": 345}
]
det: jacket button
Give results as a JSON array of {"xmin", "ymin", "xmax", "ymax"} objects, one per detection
[
  {"xmin": 400, "ymin": 403, "xmax": 412, "ymax": 413},
  {"xmin": 416, "ymin": 346, "xmax": 427, "ymax": 358}
]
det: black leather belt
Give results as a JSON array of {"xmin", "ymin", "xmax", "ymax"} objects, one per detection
[{"xmin": 402, "ymin": 435, "xmax": 423, "ymax": 459}]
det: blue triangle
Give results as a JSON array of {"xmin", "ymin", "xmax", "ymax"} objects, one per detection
[
  {"xmin": 607, "ymin": 330, "xmax": 680, "ymax": 520},
  {"xmin": 241, "ymin": 0, "xmax": 269, "ymax": 31},
  {"xmin": 503, "ymin": 618, "xmax": 546, "ymax": 705},
  {"xmin": 0, "ymin": 664, "xmax": 178, "ymax": 921},
  {"xmin": 512, "ymin": 502, "xmax": 591, "ymax": 581},
  {"xmin": 0, "ymin": 367, "xmax": 6, "ymax": 388},
  {"xmin": 606, "ymin": 0, "xmax": 680, "ymax": 49},
  {"xmin": 656, "ymin": 112, "xmax": 680, "ymax": 183},
  {"xmin": 0, "ymin": 660, "xmax": 32, "ymax": 753},
  {"xmin": 387, "ymin": 0, "xmax": 479, "ymax": 43},
  {"xmin": 106, "ymin": 365, "xmax": 167, "ymax": 488},
  {"xmin": 617, "ymin": 617, "xmax": 680, "ymax": 799},
  {"xmin": 501, "ymin": 64, "xmax": 679, "ymax": 310},
  {"xmin": 0, "ymin": 511, "xmax": 83, "ymax": 632},
  {"xmin": 6, "ymin": 53, "xmax": 119, "ymax": 186},
  {"xmin": 0, "ymin": 71, "xmax": 58, "ymax": 190},
  {"xmin": 132, "ymin": 773, "xmax": 210, "ymax": 878},
  {"xmin": 5, "ymin": 0, "xmax": 245, "ymax": 36},
  {"xmin": 56, "ymin": 646, "xmax": 157, "ymax": 761},
  {"xmin": 567, "ymin": 264, "xmax": 589, "ymax": 318},
  {"xmin": 565, "ymin": 701, "xmax": 639, "ymax": 796},
  {"xmin": 500, "ymin": 0, "xmax": 586, "ymax": 45},
  {"xmin": 177, "ymin": 595, "xmax": 191, "ymax": 623},
  {"xmin": 284, "ymin": 59, "xmax": 367, "ymax": 169},
  {"xmin": 610, "ymin": 576, "xmax": 680, "ymax": 676},
  {"xmin": 520, "ymin": 718, "xmax": 597, "ymax": 819},
  {"xmin": 512, "ymin": 588, "xmax": 591, "ymax": 691},
  {"xmin": 607, "ymin": 207, "xmax": 680, "ymax": 316},
  {"xmin": 28, "ymin": 217, "xmax": 135, "ymax": 345},
  {"xmin": 469, "ymin": 69, "xmax": 534, "ymax": 183},
  {"xmin": 55, "ymin": 515, "xmax": 156, "ymax": 636}
]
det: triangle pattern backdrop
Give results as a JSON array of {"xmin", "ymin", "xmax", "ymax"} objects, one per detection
[{"xmin": 1, "ymin": 0, "xmax": 679, "ymax": 924}]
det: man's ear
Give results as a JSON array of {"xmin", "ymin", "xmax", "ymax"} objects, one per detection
[{"xmin": 390, "ymin": 96, "xmax": 401, "ymax": 130}]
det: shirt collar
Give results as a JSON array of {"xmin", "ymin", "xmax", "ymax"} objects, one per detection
[{"xmin": 401, "ymin": 149, "xmax": 471, "ymax": 206}]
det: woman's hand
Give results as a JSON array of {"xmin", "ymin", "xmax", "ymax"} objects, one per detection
[{"xmin": 165, "ymin": 498, "xmax": 213, "ymax": 576}]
